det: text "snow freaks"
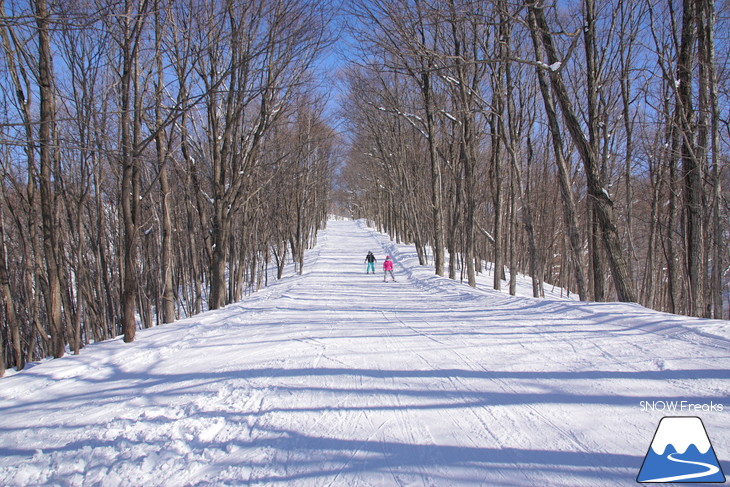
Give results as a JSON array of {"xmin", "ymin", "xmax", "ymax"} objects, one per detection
[{"xmin": 640, "ymin": 401, "xmax": 724, "ymax": 413}]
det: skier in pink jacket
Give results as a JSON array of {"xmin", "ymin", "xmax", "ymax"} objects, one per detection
[{"xmin": 383, "ymin": 256, "xmax": 396, "ymax": 282}]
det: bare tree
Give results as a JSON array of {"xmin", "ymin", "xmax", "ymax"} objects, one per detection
[
  {"xmin": 351, "ymin": 0, "xmax": 447, "ymax": 277},
  {"xmin": 153, "ymin": 0, "xmax": 175, "ymax": 324},
  {"xmin": 0, "ymin": 200, "xmax": 17, "ymax": 375},
  {"xmin": 0, "ymin": 0, "xmax": 337, "ymax": 372},
  {"xmin": 701, "ymin": 0, "xmax": 723, "ymax": 319},
  {"xmin": 342, "ymin": 0, "xmax": 728, "ymax": 316},
  {"xmin": 1, "ymin": 0, "xmax": 47, "ymax": 364},
  {"xmin": 526, "ymin": 1, "xmax": 637, "ymax": 303}
]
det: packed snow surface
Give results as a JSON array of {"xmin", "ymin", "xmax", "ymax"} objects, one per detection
[{"xmin": 1, "ymin": 219, "xmax": 728, "ymax": 486}]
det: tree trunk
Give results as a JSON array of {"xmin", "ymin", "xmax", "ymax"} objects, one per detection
[
  {"xmin": 618, "ymin": 0, "xmax": 637, "ymax": 282},
  {"xmin": 698, "ymin": 0, "xmax": 722, "ymax": 318},
  {"xmin": 667, "ymin": 124, "xmax": 681, "ymax": 314},
  {"xmin": 525, "ymin": 136, "xmax": 541, "ymax": 298},
  {"xmin": 35, "ymin": 0, "xmax": 65, "ymax": 357},
  {"xmin": 209, "ymin": 206, "xmax": 228, "ymax": 309},
  {"xmin": 0, "ymin": 204, "xmax": 19, "ymax": 373},
  {"xmin": 677, "ymin": 0, "xmax": 703, "ymax": 317},
  {"xmin": 527, "ymin": 3, "xmax": 636, "ymax": 303},
  {"xmin": 526, "ymin": 9, "xmax": 588, "ymax": 301},
  {"xmin": 120, "ymin": 0, "xmax": 147, "ymax": 342},
  {"xmin": 590, "ymin": 206, "xmax": 605, "ymax": 301},
  {"xmin": 422, "ymin": 71, "xmax": 446, "ymax": 277},
  {"xmin": 155, "ymin": 4, "xmax": 175, "ymax": 324},
  {"xmin": 508, "ymin": 164, "xmax": 518, "ymax": 296},
  {"xmin": 642, "ymin": 146, "xmax": 664, "ymax": 309},
  {"xmin": 491, "ymin": 90, "xmax": 505, "ymax": 291},
  {"xmin": 584, "ymin": 0, "xmax": 605, "ymax": 302}
]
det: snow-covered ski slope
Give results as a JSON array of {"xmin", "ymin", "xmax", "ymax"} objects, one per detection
[{"xmin": 1, "ymin": 218, "xmax": 728, "ymax": 486}]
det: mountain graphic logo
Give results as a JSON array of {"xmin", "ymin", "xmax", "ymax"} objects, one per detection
[{"xmin": 637, "ymin": 416, "xmax": 726, "ymax": 483}]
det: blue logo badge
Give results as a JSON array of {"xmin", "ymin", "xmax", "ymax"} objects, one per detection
[{"xmin": 637, "ymin": 416, "xmax": 725, "ymax": 483}]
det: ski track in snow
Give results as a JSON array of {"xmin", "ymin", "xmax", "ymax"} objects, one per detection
[
  {"xmin": 644, "ymin": 452, "xmax": 721, "ymax": 482},
  {"xmin": 0, "ymin": 218, "xmax": 728, "ymax": 486}
]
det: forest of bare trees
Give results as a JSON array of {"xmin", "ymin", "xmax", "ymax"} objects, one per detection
[
  {"xmin": 1, "ymin": 0, "xmax": 729, "ymax": 376},
  {"xmin": 340, "ymin": 0, "xmax": 729, "ymax": 320},
  {"xmin": 0, "ymin": 0, "xmax": 336, "ymax": 375}
]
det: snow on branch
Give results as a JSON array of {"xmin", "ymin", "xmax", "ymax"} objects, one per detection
[
  {"xmin": 367, "ymin": 101, "xmax": 429, "ymax": 140},
  {"xmin": 477, "ymin": 222, "xmax": 495, "ymax": 243},
  {"xmin": 535, "ymin": 61, "xmax": 562, "ymax": 71}
]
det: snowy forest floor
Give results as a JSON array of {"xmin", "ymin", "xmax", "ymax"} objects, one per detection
[{"xmin": 0, "ymin": 218, "xmax": 728, "ymax": 486}]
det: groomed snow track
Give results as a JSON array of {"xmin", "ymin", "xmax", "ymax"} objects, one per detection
[{"xmin": 1, "ymin": 219, "xmax": 728, "ymax": 486}]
